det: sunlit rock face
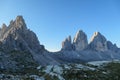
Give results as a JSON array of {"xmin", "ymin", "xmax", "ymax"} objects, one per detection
[
  {"xmin": 73, "ymin": 30, "xmax": 88, "ymax": 51},
  {"xmin": 89, "ymin": 32, "xmax": 108, "ymax": 51},
  {"xmin": 0, "ymin": 16, "xmax": 44, "ymax": 53}
]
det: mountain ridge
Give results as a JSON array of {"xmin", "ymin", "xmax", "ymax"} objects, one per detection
[{"xmin": 0, "ymin": 15, "xmax": 120, "ymax": 71}]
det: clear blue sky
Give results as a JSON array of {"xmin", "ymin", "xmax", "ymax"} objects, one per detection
[{"xmin": 0, "ymin": 0, "xmax": 120, "ymax": 52}]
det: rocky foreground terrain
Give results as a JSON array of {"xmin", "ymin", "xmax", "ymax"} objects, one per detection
[
  {"xmin": 0, "ymin": 16, "xmax": 120, "ymax": 80},
  {"xmin": 1, "ymin": 60, "xmax": 120, "ymax": 80}
]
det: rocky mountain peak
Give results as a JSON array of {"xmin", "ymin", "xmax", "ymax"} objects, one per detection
[
  {"xmin": 0, "ymin": 16, "xmax": 44, "ymax": 53},
  {"xmin": 73, "ymin": 30, "xmax": 84, "ymax": 42},
  {"xmin": 62, "ymin": 36, "xmax": 73, "ymax": 50},
  {"xmin": 1, "ymin": 23, "xmax": 7, "ymax": 29},
  {"xmin": 1, "ymin": 23, "xmax": 7, "ymax": 31},
  {"xmin": 73, "ymin": 30, "xmax": 88, "ymax": 51},
  {"xmin": 12, "ymin": 15, "xmax": 27, "ymax": 30},
  {"xmin": 107, "ymin": 41, "xmax": 119, "ymax": 52},
  {"xmin": 90, "ymin": 32, "xmax": 106, "ymax": 42},
  {"xmin": 0, "ymin": 23, "xmax": 8, "ymax": 39},
  {"xmin": 15, "ymin": 16, "xmax": 25, "ymax": 24},
  {"xmin": 68, "ymin": 36, "xmax": 71, "ymax": 42},
  {"xmin": 89, "ymin": 32, "xmax": 108, "ymax": 51}
]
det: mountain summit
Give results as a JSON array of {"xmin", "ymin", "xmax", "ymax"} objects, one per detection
[
  {"xmin": 73, "ymin": 30, "xmax": 88, "ymax": 51},
  {"xmin": 89, "ymin": 32, "xmax": 108, "ymax": 51}
]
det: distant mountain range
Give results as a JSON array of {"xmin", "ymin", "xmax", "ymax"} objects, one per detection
[{"xmin": 0, "ymin": 16, "xmax": 120, "ymax": 71}]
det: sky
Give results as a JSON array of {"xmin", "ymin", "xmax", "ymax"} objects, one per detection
[{"xmin": 0, "ymin": 0, "xmax": 120, "ymax": 52}]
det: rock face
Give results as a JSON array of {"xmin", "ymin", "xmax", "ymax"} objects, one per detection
[
  {"xmin": 0, "ymin": 24, "xmax": 7, "ymax": 38},
  {"xmin": 73, "ymin": 30, "xmax": 88, "ymax": 51},
  {"xmin": 107, "ymin": 41, "xmax": 119, "ymax": 52},
  {"xmin": 62, "ymin": 36, "xmax": 73, "ymax": 50},
  {"xmin": 89, "ymin": 32, "xmax": 108, "ymax": 51},
  {"xmin": 0, "ymin": 16, "xmax": 44, "ymax": 53},
  {"xmin": 61, "ymin": 30, "xmax": 88, "ymax": 51}
]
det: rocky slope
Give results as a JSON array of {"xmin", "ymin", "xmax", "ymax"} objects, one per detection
[{"xmin": 1, "ymin": 60, "xmax": 120, "ymax": 80}]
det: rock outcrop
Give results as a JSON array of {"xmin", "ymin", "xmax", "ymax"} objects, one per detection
[
  {"xmin": 107, "ymin": 41, "xmax": 119, "ymax": 52},
  {"xmin": 73, "ymin": 30, "xmax": 88, "ymax": 51},
  {"xmin": 0, "ymin": 23, "xmax": 7, "ymax": 39},
  {"xmin": 89, "ymin": 32, "xmax": 108, "ymax": 51},
  {"xmin": 62, "ymin": 36, "xmax": 73, "ymax": 50}
]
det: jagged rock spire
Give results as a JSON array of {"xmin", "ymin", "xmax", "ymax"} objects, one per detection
[
  {"xmin": 73, "ymin": 30, "xmax": 88, "ymax": 51},
  {"xmin": 8, "ymin": 15, "xmax": 27, "ymax": 30},
  {"xmin": 62, "ymin": 36, "xmax": 73, "ymax": 50},
  {"xmin": 1, "ymin": 23, "xmax": 7, "ymax": 32},
  {"xmin": 15, "ymin": 16, "xmax": 26, "ymax": 26},
  {"xmin": 107, "ymin": 41, "xmax": 118, "ymax": 52},
  {"xmin": 89, "ymin": 32, "xmax": 108, "ymax": 51},
  {"xmin": 90, "ymin": 32, "xmax": 105, "ymax": 42},
  {"xmin": 0, "ymin": 23, "xmax": 7, "ymax": 38},
  {"xmin": 1, "ymin": 23, "xmax": 7, "ymax": 29}
]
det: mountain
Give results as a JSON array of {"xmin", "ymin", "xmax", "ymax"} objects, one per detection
[
  {"xmin": 0, "ymin": 15, "xmax": 120, "ymax": 73},
  {"xmin": 0, "ymin": 16, "xmax": 44, "ymax": 53},
  {"xmin": 60, "ymin": 30, "xmax": 120, "ymax": 62},
  {"xmin": 0, "ymin": 16, "xmax": 58, "ymax": 71},
  {"xmin": 88, "ymin": 32, "xmax": 108, "ymax": 51}
]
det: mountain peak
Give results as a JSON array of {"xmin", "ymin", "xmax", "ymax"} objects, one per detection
[
  {"xmin": 73, "ymin": 30, "xmax": 88, "ymax": 51},
  {"xmin": 89, "ymin": 32, "xmax": 108, "ymax": 51},
  {"xmin": 74, "ymin": 30, "xmax": 84, "ymax": 39},
  {"xmin": 0, "ymin": 16, "xmax": 44, "ymax": 53},
  {"xmin": 73, "ymin": 30, "xmax": 84, "ymax": 42},
  {"xmin": 13, "ymin": 15, "xmax": 27, "ymax": 29},
  {"xmin": 94, "ymin": 31, "xmax": 100, "ymax": 36},
  {"xmin": 1, "ymin": 23, "xmax": 7, "ymax": 29},
  {"xmin": 90, "ymin": 32, "xmax": 105, "ymax": 42},
  {"xmin": 15, "ymin": 15, "xmax": 24, "ymax": 22},
  {"xmin": 62, "ymin": 35, "xmax": 72, "ymax": 50}
]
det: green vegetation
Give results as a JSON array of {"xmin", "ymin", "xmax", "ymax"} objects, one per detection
[{"xmin": 62, "ymin": 62, "xmax": 120, "ymax": 80}]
